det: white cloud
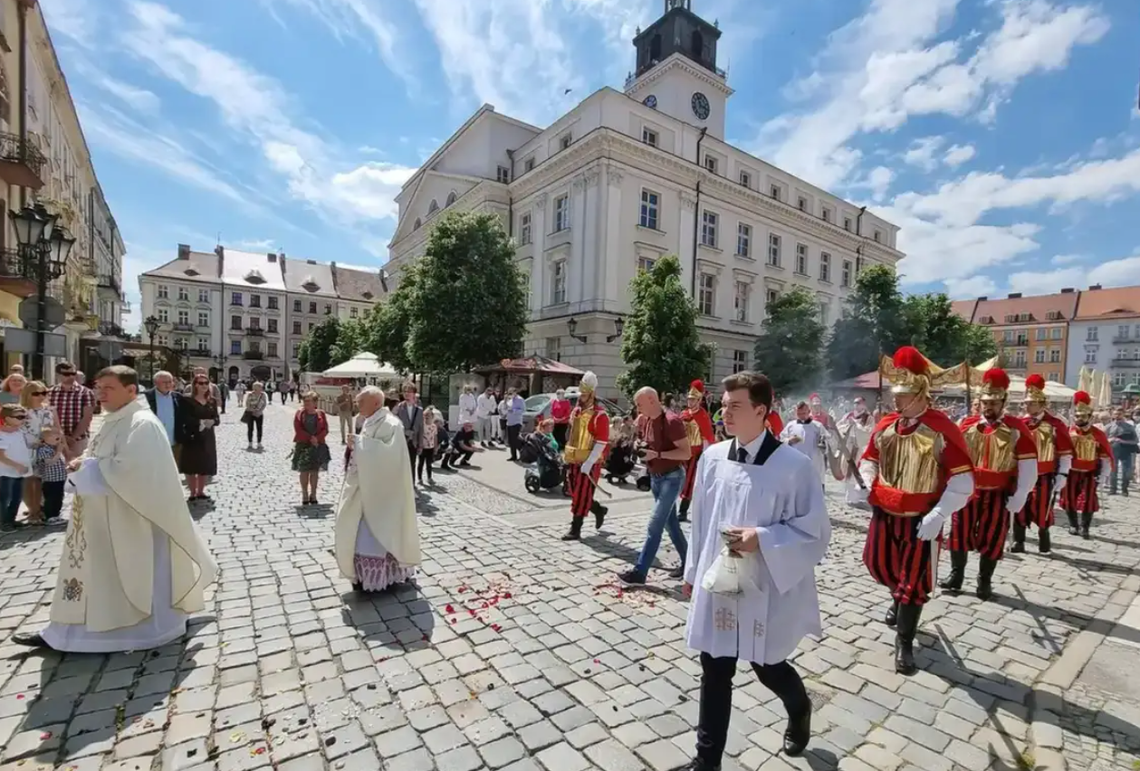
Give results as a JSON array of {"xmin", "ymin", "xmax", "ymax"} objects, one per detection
[
  {"xmin": 1006, "ymin": 255, "xmax": 1140, "ymax": 295},
  {"xmin": 1051, "ymin": 253, "xmax": 1084, "ymax": 265},
  {"xmin": 943, "ymin": 143, "xmax": 976, "ymax": 167},
  {"xmin": 754, "ymin": 0, "xmax": 1109, "ymax": 190},
  {"xmin": 88, "ymin": 73, "xmax": 161, "ymax": 114},
  {"xmin": 40, "ymin": 0, "xmax": 99, "ymax": 48},
  {"xmin": 944, "ymin": 275, "xmax": 997, "ymax": 298},
  {"xmin": 903, "ymin": 136, "xmax": 946, "ymax": 171}
]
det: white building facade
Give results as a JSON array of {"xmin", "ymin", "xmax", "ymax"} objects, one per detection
[{"xmin": 386, "ymin": 0, "xmax": 902, "ymax": 397}]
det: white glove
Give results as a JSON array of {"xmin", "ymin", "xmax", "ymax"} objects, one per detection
[
  {"xmin": 581, "ymin": 461, "xmax": 594, "ymax": 476},
  {"xmin": 916, "ymin": 509, "xmax": 946, "ymax": 541}
]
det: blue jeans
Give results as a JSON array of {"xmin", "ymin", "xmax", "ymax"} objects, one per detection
[
  {"xmin": 633, "ymin": 467, "xmax": 688, "ymax": 576},
  {"xmin": 0, "ymin": 476, "xmax": 24, "ymax": 527}
]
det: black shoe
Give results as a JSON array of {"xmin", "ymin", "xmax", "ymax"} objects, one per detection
[
  {"xmin": 1010, "ymin": 522, "xmax": 1026, "ymax": 553},
  {"xmin": 591, "ymin": 500, "xmax": 608, "ymax": 530},
  {"xmin": 783, "ymin": 705, "xmax": 812, "ymax": 757},
  {"xmin": 667, "ymin": 565, "xmax": 684, "ymax": 580},
  {"xmin": 561, "ymin": 517, "xmax": 584, "ymax": 541},
  {"xmin": 884, "ymin": 599, "xmax": 898, "ymax": 627},
  {"xmin": 894, "ymin": 603, "xmax": 922, "ymax": 675},
  {"xmin": 1080, "ymin": 511, "xmax": 1093, "ymax": 540},
  {"xmin": 1010, "ymin": 540, "xmax": 1025, "ymax": 554},
  {"xmin": 681, "ymin": 760, "xmax": 720, "ymax": 771},
  {"xmin": 10, "ymin": 632, "xmax": 50, "ymax": 649},
  {"xmin": 1066, "ymin": 510, "xmax": 1080, "ymax": 535},
  {"xmin": 618, "ymin": 569, "xmax": 646, "ymax": 585},
  {"xmin": 976, "ymin": 557, "xmax": 997, "ymax": 601},
  {"xmin": 351, "ymin": 582, "xmax": 363, "ymax": 593},
  {"xmin": 678, "ymin": 498, "xmax": 691, "ymax": 523},
  {"xmin": 1038, "ymin": 528, "xmax": 1052, "ymax": 554},
  {"xmin": 940, "ymin": 551, "xmax": 967, "ymax": 593}
]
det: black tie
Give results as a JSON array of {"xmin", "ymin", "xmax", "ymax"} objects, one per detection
[{"xmin": 736, "ymin": 445, "xmax": 749, "ymax": 464}]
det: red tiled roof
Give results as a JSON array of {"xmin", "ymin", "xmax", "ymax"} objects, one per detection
[
  {"xmin": 968, "ymin": 292, "xmax": 1079, "ymax": 326},
  {"xmin": 1074, "ymin": 286, "xmax": 1140, "ymax": 320}
]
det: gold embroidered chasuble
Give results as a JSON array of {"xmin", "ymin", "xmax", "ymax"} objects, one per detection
[{"xmin": 49, "ymin": 401, "xmax": 217, "ymax": 632}]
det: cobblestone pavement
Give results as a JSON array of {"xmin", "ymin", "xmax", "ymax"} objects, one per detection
[{"xmin": 1, "ymin": 402, "xmax": 1139, "ymax": 771}]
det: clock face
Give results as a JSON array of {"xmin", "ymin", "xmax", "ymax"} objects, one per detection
[
  {"xmin": 691, "ymin": 92, "xmax": 710, "ymax": 120},
  {"xmin": 643, "ymin": 95, "xmax": 658, "ymax": 109}
]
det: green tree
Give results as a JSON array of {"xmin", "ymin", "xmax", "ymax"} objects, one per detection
[
  {"xmin": 329, "ymin": 317, "xmax": 367, "ymax": 366},
  {"xmin": 403, "ymin": 211, "xmax": 528, "ymax": 372},
  {"xmin": 754, "ymin": 287, "xmax": 827, "ymax": 393},
  {"xmin": 903, "ymin": 293, "xmax": 997, "ymax": 365},
  {"xmin": 827, "ymin": 264, "xmax": 909, "ymax": 379},
  {"xmin": 364, "ymin": 270, "xmax": 417, "ymax": 373},
  {"xmin": 616, "ymin": 255, "xmax": 713, "ymax": 397},
  {"xmin": 298, "ymin": 315, "xmax": 341, "ymax": 373}
]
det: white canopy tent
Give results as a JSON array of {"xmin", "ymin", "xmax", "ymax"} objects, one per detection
[
  {"xmin": 941, "ymin": 356, "xmax": 1076, "ymax": 403},
  {"xmin": 320, "ymin": 353, "xmax": 400, "ymax": 379}
]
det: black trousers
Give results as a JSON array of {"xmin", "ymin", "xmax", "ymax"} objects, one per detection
[
  {"xmin": 417, "ymin": 448, "xmax": 435, "ymax": 481},
  {"xmin": 507, "ymin": 424, "xmax": 522, "ymax": 459},
  {"xmin": 407, "ymin": 440, "xmax": 417, "ymax": 474},
  {"xmin": 246, "ymin": 415, "xmax": 264, "ymax": 443},
  {"xmin": 552, "ymin": 423, "xmax": 568, "ymax": 449},
  {"xmin": 696, "ymin": 653, "xmax": 810, "ymax": 767},
  {"xmin": 42, "ymin": 480, "xmax": 65, "ymax": 520}
]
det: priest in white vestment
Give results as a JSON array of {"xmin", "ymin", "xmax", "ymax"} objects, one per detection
[
  {"xmin": 837, "ymin": 397, "xmax": 876, "ymax": 507},
  {"xmin": 12, "ymin": 365, "xmax": 217, "ymax": 653},
  {"xmin": 779, "ymin": 400, "xmax": 829, "ymax": 482},
  {"xmin": 683, "ymin": 372, "xmax": 830, "ymax": 770},
  {"xmin": 335, "ymin": 386, "xmax": 420, "ymax": 592}
]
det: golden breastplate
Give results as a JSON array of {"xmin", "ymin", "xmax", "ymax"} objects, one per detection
[
  {"xmin": 686, "ymin": 418, "xmax": 702, "ymax": 447},
  {"xmin": 1072, "ymin": 431, "xmax": 1098, "ymax": 463},
  {"xmin": 564, "ymin": 410, "xmax": 595, "ymax": 465},
  {"xmin": 876, "ymin": 422, "xmax": 942, "ymax": 494},
  {"xmin": 1031, "ymin": 420, "xmax": 1055, "ymax": 464},
  {"xmin": 963, "ymin": 422, "xmax": 1016, "ymax": 472}
]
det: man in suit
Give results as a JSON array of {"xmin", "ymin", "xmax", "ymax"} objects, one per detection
[
  {"xmin": 393, "ymin": 383, "xmax": 423, "ymax": 476},
  {"xmin": 145, "ymin": 370, "xmax": 188, "ymax": 463}
]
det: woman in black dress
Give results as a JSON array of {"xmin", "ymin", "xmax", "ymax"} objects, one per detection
[{"xmin": 180, "ymin": 374, "xmax": 219, "ymax": 502}]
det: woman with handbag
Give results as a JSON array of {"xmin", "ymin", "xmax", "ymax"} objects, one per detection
[
  {"xmin": 293, "ymin": 391, "xmax": 330, "ymax": 505},
  {"xmin": 242, "ymin": 382, "xmax": 268, "ymax": 449}
]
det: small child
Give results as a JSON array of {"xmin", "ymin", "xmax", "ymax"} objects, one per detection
[
  {"xmin": 418, "ymin": 407, "xmax": 441, "ymax": 485},
  {"xmin": 0, "ymin": 404, "xmax": 30, "ymax": 532},
  {"xmin": 34, "ymin": 427, "xmax": 67, "ymax": 524}
]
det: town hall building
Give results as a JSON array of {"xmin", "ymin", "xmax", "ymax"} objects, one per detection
[{"xmin": 387, "ymin": 0, "xmax": 903, "ymax": 396}]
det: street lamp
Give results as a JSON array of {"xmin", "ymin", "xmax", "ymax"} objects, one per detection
[
  {"xmin": 606, "ymin": 317, "xmax": 625, "ymax": 343},
  {"xmin": 144, "ymin": 315, "xmax": 160, "ymax": 381},
  {"xmin": 213, "ymin": 353, "xmax": 229, "ymax": 385},
  {"xmin": 10, "ymin": 203, "xmax": 75, "ymax": 379},
  {"xmin": 567, "ymin": 317, "xmax": 587, "ymax": 344}
]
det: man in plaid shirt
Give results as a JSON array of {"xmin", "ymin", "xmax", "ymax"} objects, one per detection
[{"xmin": 48, "ymin": 361, "xmax": 95, "ymax": 461}]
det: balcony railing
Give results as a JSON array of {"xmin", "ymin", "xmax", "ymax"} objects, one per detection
[
  {"xmin": 246, "ymin": 327, "xmax": 265, "ymax": 336},
  {"xmin": 0, "ymin": 132, "xmax": 47, "ymax": 189},
  {"xmin": 243, "ymin": 351, "xmax": 264, "ymax": 360},
  {"xmin": 172, "ymin": 322, "xmax": 194, "ymax": 332},
  {"xmin": 1111, "ymin": 358, "xmax": 1140, "ymax": 368},
  {"xmin": 1114, "ymin": 336, "xmax": 1134, "ymax": 344},
  {"xmin": 98, "ymin": 322, "xmax": 126, "ymax": 338},
  {"xmin": 191, "ymin": 348, "xmax": 212, "ymax": 357}
]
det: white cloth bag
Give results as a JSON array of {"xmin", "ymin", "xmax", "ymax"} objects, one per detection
[{"xmin": 700, "ymin": 531, "xmax": 743, "ymax": 595}]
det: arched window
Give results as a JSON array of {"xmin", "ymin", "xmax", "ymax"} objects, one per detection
[
  {"xmin": 413, "ymin": 217, "xmax": 421, "ymax": 230},
  {"xmin": 446, "ymin": 191, "xmax": 457, "ymax": 206},
  {"xmin": 649, "ymin": 33, "xmax": 662, "ymax": 62},
  {"xmin": 428, "ymin": 199, "xmax": 439, "ymax": 214},
  {"xmin": 690, "ymin": 30, "xmax": 704, "ymax": 60}
]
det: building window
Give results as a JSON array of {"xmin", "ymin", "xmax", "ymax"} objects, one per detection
[
  {"xmin": 293, "ymin": 299, "xmax": 302, "ymax": 313},
  {"xmin": 797, "ymin": 196, "xmax": 808, "ymax": 212},
  {"xmin": 770, "ymin": 185, "xmax": 780, "ymax": 201},
  {"xmin": 1003, "ymin": 330, "xmax": 1015, "ymax": 343},
  {"xmin": 268, "ymin": 319, "xmax": 278, "ymax": 333},
  {"xmin": 1085, "ymin": 350, "xmax": 1096, "ymax": 364},
  {"xmin": 739, "ymin": 171, "xmax": 751, "ymax": 189},
  {"xmin": 841, "ymin": 259, "xmax": 852, "ymax": 287},
  {"xmin": 309, "ymin": 322, "xmax": 315, "ymax": 331},
  {"xmin": 873, "ymin": 229, "xmax": 882, "ymax": 243},
  {"xmin": 1120, "ymin": 325, "xmax": 1129, "ymax": 339},
  {"xmin": 546, "ymin": 337, "xmax": 562, "ymax": 361},
  {"xmin": 350, "ymin": 307, "xmax": 358, "ymax": 318},
  {"xmin": 292, "ymin": 321, "xmax": 302, "ymax": 335},
  {"xmin": 248, "ymin": 294, "xmax": 259, "ymax": 308},
  {"xmin": 734, "ymin": 281, "xmax": 749, "ymax": 323},
  {"xmin": 819, "ymin": 302, "xmax": 829, "ymax": 325},
  {"xmin": 1052, "ymin": 327, "xmax": 1063, "ymax": 340},
  {"xmin": 520, "ymin": 212, "xmax": 532, "ymax": 245},
  {"xmin": 197, "ymin": 312, "xmax": 209, "ymax": 327},
  {"xmin": 230, "ymin": 315, "xmax": 242, "ymax": 330},
  {"xmin": 737, "ymin": 224, "xmax": 751, "ymax": 258},
  {"xmin": 231, "ymin": 292, "xmax": 242, "ymax": 306},
  {"xmin": 157, "ymin": 308, "xmax": 169, "ymax": 322},
  {"xmin": 704, "ymin": 155, "xmax": 718, "ymax": 174},
  {"xmin": 1088, "ymin": 327, "xmax": 1098, "ymax": 341},
  {"xmin": 766, "ymin": 288, "xmax": 779, "ymax": 306},
  {"xmin": 230, "ymin": 340, "xmax": 241, "ymax": 355},
  {"xmin": 325, "ymin": 304, "xmax": 332, "ymax": 315},
  {"xmin": 156, "ymin": 335, "xmax": 168, "ymax": 347},
  {"xmin": 638, "ymin": 256, "xmax": 657, "ymax": 273},
  {"xmin": 497, "ymin": 165, "xmax": 510, "ymax": 183},
  {"xmin": 1114, "ymin": 372, "xmax": 1126, "ymax": 387},
  {"xmin": 732, "ymin": 350, "xmax": 748, "ymax": 373},
  {"xmin": 268, "ymin": 296, "xmax": 278, "ymax": 310},
  {"xmin": 1050, "ymin": 348, "xmax": 1061, "ymax": 363},
  {"xmin": 1036, "ymin": 328, "xmax": 1048, "ymax": 341},
  {"xmin": 554, "ymin": 194, "xmax": 570, "ymax": 232},
  {"xmin": 309, "ymin": 302, "xmax": 317, "ymax": 314},
  {"xmin": 843, "ymin": 217, "xmax": 852, "ymax": 232},
  {"xmin": 292, "ymin": 342, "xmax": 300, "ymax": 359},
  {"xmin": 819, "ymin": 252, "xmax": 831, "ymax": 283},
  {"xmin": 795, "ymin": 243, "xmax": 808, "ymax": 275},
  {"xmin": 177, "ymin": 310, "xmax": 189, "ymax": 325},
  {"xmin": 525, "ymin": 157, "xmax": 536, "ymax": 173},
  {"xmin": 249, "ymin": 317, "xmax": 261, "ymax": 330},
  {"xmin": 642, "ymin": 127, "xmax": 659, "ymax": 147},
  {"xmin": 178, "ymin": 287, "xmax": 189, "ymax": 301},
  {"xmin": 249, "ymin": 341, "xmax": 261, "ymax": 354},
  {"xmin": 639, "ymin": 189, "xmax": 660, "ymax": 230},
  {"xmin": 196, "ymin": 338, "xmax": 208, "ymax": 352},
  {"xmin": 551, "ymin": 260, "xmax": 567, "ymax": 305},
  {"xmin": 1015, "ymin": 350, "xmax": 1027, "ymax": 367},
  {"xmin": 198, "ymin": 289, "xmax": 209, "ymax": 303},
  {"xmin": 266, "ymin": 341, "xmax": 277, "ymax": 358},
  {"xmin": 768, "ymin": 234, "xmax": 781, "ymax": 267},
  {"xmin": 821, "ymin": 208, "xmax": 831, "ymax": 224},
  {"xmin": 157, "ymin": 285, "xmax": 168, "ymax": 299},
  {"xmin": 699, "ymin": 274, "xmax": 715, "ymax": 316},
  {"xmin": 701, "ymin": 211, "xmax": 718, "ymax": 248},
  {"xmin": 1035, "ymin": 348, "xmax": 1046, "ymax": 364}
]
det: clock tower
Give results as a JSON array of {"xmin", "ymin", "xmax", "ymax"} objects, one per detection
[{"xmin": 624, "ymin": 0, "xmax": 733, "ymax": 140}]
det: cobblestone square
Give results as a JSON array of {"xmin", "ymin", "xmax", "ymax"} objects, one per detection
[{"xmin": 1, "ymin": 402, "xmax": 1138, "ymax": 770}]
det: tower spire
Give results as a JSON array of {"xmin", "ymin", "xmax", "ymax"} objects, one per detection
[{"xmin": 664, "ymin": 0, "xmax": 691, "ymax": 12}]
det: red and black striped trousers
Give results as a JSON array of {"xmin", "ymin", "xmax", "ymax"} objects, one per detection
[
  {"xmin": 1017, "ymin": 474, "xmax": 1056, "ymax": 530},
  {"xmin": 565, "ymin": 463, "xmax": 603, "ymax": 517},
  {"xmin": 1060, "ymin": 471, "xmax": 1099, "ymax": 514},
  {"xmin": 863, "ymin": 508, "xmax": 940, "ymax": 606},
  {"xmin": 680, "ymin": 452, "xmax": 702, "ymax": 502},
  {"xmin": 948, "ymin": 488, "xmax": 1009, "ymax": 561}
]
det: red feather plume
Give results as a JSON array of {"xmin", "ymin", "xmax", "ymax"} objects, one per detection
[
  {"xmin": 689, "ymin": 380, "xmax": 705, "ymax": 393},
  {"xmin": 891, "ymin": 346, "xmax": 928, "ymax": 375},
  {"xmin": 982, "ymin": 368, "xmax": 1010, "ymax": 391},
  {"xmin": 1074, "ymin": 390, "xmax": 1092, "ymax": 405},
  {"xmin": 1025, "ymin": 374, "xmax": 1046, "ymax": 390}
]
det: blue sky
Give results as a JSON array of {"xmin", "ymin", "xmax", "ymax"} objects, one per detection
[{"xmin": 41, "ymin": 0, "xmax": 1140, "ymax": 332}]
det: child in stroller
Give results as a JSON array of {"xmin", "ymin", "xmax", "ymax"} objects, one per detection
[
  {"xmin": 605, "ymin": 417, "xmax": 638, "ymax": 484},
  {"xmin": 521, "ymin": 420, "xmax": 563, "ymax": 494}
]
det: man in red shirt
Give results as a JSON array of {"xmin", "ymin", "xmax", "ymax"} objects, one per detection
[
  {"xmin": 561, "ymin": 372, "xmax": 609, "ymax": 540},
  {"xmin": 678, "ymin": 380, "xmax": 715, "ymax": 523},
  {"xmin": 619, "ymin": 386, "xmax": 691, "ymax": 585},
  {"xmin": 942, "ymin": 368, "xmax": 1037, "ymax": 600}
]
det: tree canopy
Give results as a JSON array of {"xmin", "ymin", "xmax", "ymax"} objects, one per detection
[
  {"xmin": 297, "ymin": 315, "xmax": 341, "ymax": 373},
  {"xmin": 616, "ymin": 255, "xmax": 713, "ymax": 398},
  {"xmin": 754, "ymin": 287, "xmax": 827, "ymax": 393}
]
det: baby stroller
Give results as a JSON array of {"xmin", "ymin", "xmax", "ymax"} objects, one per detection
[
  {"xmin": 521, "ymin": 433, "xmax": 563, "ymax": 494},
  {"xmin": 605, "ymin": 438, "xmax": 638, "ymax": 485}
]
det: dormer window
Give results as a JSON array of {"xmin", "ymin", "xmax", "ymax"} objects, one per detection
[
  {"xmin": 414, "ymin": 218, "xmax": 421, "ymax": 230},
  {"xmin": 244, "ymin": 270, "xmax": 266, "ymax": 285},
  {"xmin": 428, "ymin": 200, "xmax": 439, "ymax": 214},
  {"xmin": 184, "ymin": 268, "xmax": 199, "ymax": 277},
  {"xmin": 302, "ymin": 275, "xmax": 320, "ymax": 292},
  {"xmin": 446, "ymin": 191, "xmax": 457, "ymax": 206},
  {"xmin": 362, "ymin": 291, "xmax": 374, "ymax": 300}
]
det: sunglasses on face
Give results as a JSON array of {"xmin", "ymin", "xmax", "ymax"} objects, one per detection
[{"xmin": 31, "ymin": 391, "xmax": 46, "ymax": 396}]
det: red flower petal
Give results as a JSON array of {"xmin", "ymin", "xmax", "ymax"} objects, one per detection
[
  {"xmin": 491, "ymin": 624, "xmax": 502, "ymax": 632},
  {"xmin": 445, "ymin": 604, "xmax": 455, "ymax": 614},
  {"xmin": 593, "ymin": 659, "xmax": 600, "ymax": 664},
  {"xmin": 458, "ymin": 587, "xmax": 467, "ymax": 593},
  {"xmin": 40, "ymin": 732, "xmax": 52, "ymax": 740},
  {"xmin": 16, "ymin": 694, "xmax": 24, "ymax": 700},
  {"xmin": 481, "ymin": 602, "xmax": 488, "ymax": 609},
  {"xmin": 502, "ymin": 592, "xmax": 512, "ymax": 599},
  {"xmin": 449, "ymin": 618, "xmax": 457, "ymax": 624}
]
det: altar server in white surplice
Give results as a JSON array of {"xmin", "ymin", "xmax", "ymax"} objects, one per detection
[
  {"xmin": 335, "ymin": 386, "xmax": 420, "ymax": 592},
  {"xmin": 779, "ymin": 400, "xmax": 828, "ymax": 483},
  {"xmin": 12, "ymin": 366, "xmax": 217, "ymax": 653},
  {"xmin": 682, "ymin": 371, "xmax": 831, "ymax": 771}
]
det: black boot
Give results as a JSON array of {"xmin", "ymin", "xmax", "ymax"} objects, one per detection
[
  {"xmin": 1038, "ymin": 527, "xmax": 1052, "ymax": 554},
  {"xmin": 1066, "ymin": 510, "xmax": 1080, "ymax": 535},
  {"xmin": 894, "ymin": 603, "xmax": 922, "ymax": 675},
  {"xmin": 884, "ymin": 598, "xmax": 898, "ymax": 627},
  {"xmin": 677, "ymin": 497, "xmax": 690, "ymax": 523},
  {"xmin": 1080, "ymin": 511, "xmax": 1093, "ymax": 539},
  {"xmin": 591, "ymin": 500, "xmax": 608, "ymax": 530},
  {"xmin": 1010, "ymin": 523, "xmax": 1026, "ymax": 553},
  {"xmin": 561, "ymin": 517, "xmax": 584, "ymax": 541},
  {"xmin": 783, "ymin": 703, "xmax": 812, "ymax": 757},
  {"xmin": 976, "ymin": 557, "xmax": 998, "ymax": 601},
  {"xmin": 940, "ymin": 551, "xmax": 967, "ymax": 593}
]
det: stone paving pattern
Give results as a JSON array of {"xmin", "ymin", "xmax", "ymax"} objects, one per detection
[{"xmin": 0, "ymin": 402, "xmax": 1138, "ymax": 770}]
